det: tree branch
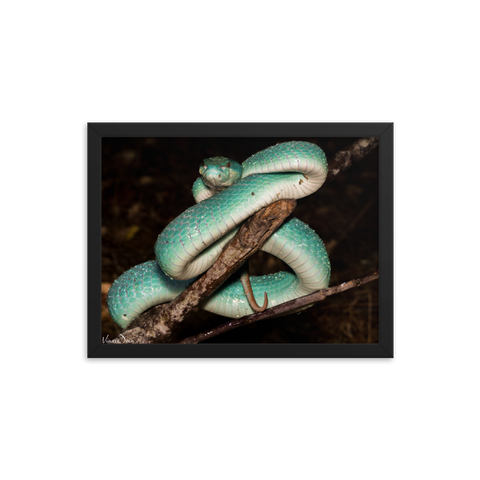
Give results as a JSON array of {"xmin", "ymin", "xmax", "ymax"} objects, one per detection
[
  {"xmin": 113, "ymin": 199, "xmax": 297, "ymax": 344},
  {"xmin": 179, "ymin": 270, "xmax": 379, "ymax": 344},
  {"xmin": 326, "ymin": 137, "xmax": 378, "ymax": 183}
]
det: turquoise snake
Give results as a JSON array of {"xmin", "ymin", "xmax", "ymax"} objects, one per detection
[{"xmin": 107, "ymin": 141, "xmax": 331, "ymax": 329}]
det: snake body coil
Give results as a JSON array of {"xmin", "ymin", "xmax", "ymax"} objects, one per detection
[{"xmin": 107, "ymin": 141, "xmax": 331, "ymax": 329}]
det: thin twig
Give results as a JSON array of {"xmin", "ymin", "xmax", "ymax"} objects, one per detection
[
  {"xmin": 179, "ymin": 270, "xmax": 379, "ymax": 344},
  {"xmin": 326, "ymin": 137, "xmax": 378, "ymax": 183}
]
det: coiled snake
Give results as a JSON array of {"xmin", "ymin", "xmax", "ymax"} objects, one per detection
[{"xmin": 107, "ymin": 141, "xmax": 331, "ymax": 329}]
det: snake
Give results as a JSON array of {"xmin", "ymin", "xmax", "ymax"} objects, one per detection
[{"xmin": 107, "ymin": 141, "xmax": 331, "ymax": 329}]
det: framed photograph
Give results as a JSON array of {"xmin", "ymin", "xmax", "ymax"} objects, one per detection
[{"xmin": 88, "ymin": 123, "xmax": 393, "ymax": 358}]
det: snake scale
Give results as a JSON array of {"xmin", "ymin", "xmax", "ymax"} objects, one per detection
[{"xmin": 107, "ymin": 141, "xmax": 331, "ymax": 329}]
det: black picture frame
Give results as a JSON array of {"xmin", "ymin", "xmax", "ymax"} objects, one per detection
[{"xmin": 88, "ymin": 123, "xmax": 393, "ymax": 358}]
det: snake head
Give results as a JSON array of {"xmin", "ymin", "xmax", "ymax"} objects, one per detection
[{"xmin": 199, "ymin": 156, "xmax": 242, "ymax": 191}]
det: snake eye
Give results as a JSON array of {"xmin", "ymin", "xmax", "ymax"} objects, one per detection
[{"xmin": 226, "ymin": 162, "xmax": 231, "ymax": 168}]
